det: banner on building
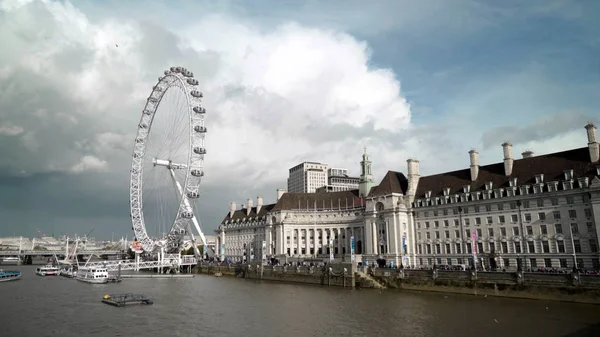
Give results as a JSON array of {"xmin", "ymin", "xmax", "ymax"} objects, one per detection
[
  {"xmin": 350, "ymin": 236, "xmax": 355, "ymax": 262},
  {"xmin": 471, "ymin": 232, "xmax": 478, "ymax": 260},
  {"xmin": 262, "ymin": 240, "xmax": 267, "ymax": 261},
  {"xmin": 329, "ymin": 239, "xmax": 334, "ymax": 261},
  {"xmin": 221, "ymin": 243, "xmax": 225, "ymax": 257},
  {"xmin": 402, "ymin": 234, "xmax": 407, "ymax": 254}
]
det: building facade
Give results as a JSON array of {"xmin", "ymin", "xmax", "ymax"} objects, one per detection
[
  {"xmin": 287, "ymin": 162, "xmax": 329, "ymax": 193},
  {"xmin": 217, "ymin": 124, "xmax": 600, "ymax": 271},
  {"xmin": 315, "ymin": 168, "xmax": 360, "ymax": 193}
]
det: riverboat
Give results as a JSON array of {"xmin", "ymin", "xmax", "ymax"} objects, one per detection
[
  {"xmin": 59, "ymin": 267, "xmax": 76, "ymax": 278},
  {"xmin": 0, "ymin": 257, "xmax": 19, "ymax": 265},
  {"xmin": 0, "ymin": 269, "xmax": 21, "ymax": 282},
  {"xmin": 76, "ymin": 266, "xmax": 109, "ymax": 284},
  {"xmin": 35, "ymin": 264, "xmax": 59, "ymax": 276},
  {"xmin": 102, "ymin": 293, "xmax": 153, "ymax": 307}
]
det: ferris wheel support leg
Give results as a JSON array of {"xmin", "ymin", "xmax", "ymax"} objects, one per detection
[
  {"xmin": 168, "ymin": 167, "xmax": 207, "ymax": 252},
  {"xmin": 135, "ymin": 252, "xmax": 141, "ymax": 271}
]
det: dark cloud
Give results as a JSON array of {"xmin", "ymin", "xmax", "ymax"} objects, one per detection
[{"xmin": 481, "ymin": 112, "xmax": 598, "ymax": 149}]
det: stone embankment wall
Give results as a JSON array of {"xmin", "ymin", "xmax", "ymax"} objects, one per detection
[
  {"xmin": 371, "ymin": 268, "xmax": 600, "ymax": 304},
  {"xmin": 193, "ymin": 263, "xmax": 354, "ymax": 288}
]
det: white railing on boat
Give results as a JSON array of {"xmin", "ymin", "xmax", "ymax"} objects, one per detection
[
  {"xmin": 82, "ymin": 255, "xmax": 197, "ymax": 272},
  {"xmin": 0, "ymin": 250, "xmax": 122, "ymax": 256}
]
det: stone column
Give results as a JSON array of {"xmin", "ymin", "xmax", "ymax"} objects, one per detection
[
  {"xmin": 365, "ymin": 219, "xmax": 373, "ymax": 255},
  {"xmin": 265, "ymin": 225, "xmax": 273, "ymax": 257}
]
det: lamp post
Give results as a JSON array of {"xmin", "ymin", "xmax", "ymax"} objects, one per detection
[{"xmin": 516, "ymin": 200, "xmax": 527, "ymax": 271}]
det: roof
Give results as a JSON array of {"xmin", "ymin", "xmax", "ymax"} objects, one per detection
[
  {"xmin": 221, "ymin": 189, "xmax": 364, "ymax": 224},
  {"xmin": 415, "ymin": 147, "xmax": 598, "ymax": 198},
  {"xmin": 271, "ymin": 190, "xmax": 363, "ymax": 211},
  {"xmin": 369, "ymin": 171, "xmax": 409, "ymax": 197}
]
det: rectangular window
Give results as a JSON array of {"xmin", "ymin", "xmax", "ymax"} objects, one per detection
[
  {"xmin": 474, "ymin": 206, "xmax": 480, "ymax": 213},
  {"xmin": 593, "ymin": 259, "xmax": 600, "ymax": 270},
  {"xmin": 455, "ymin": 244, "xmax": 461, "ymax": 254},
  {"xmin": 567, "ymin": 196, "xmax": 574, "ymax": 204},
  {"xmin": 574, "ymin": 240, "xmax": 581, "ymax": 253},
  {"xmin": 499, "ymin": 215, "xmax": 505, "ymax": 223},
  {"xmin": 426, "ymin": 232, "xmax": 431, "ymax": 239},
  {"xmin": 538, "ymin": 212, "xmax": 546, "ymax": 221},
  {"xmin": 445, "ymin": 230, "xmax": 450, "ymax": 238},
  {"xmin": 435, "ymin": 231, "xmax": 440, "ymax": 239},
  {"xmin": 455, "ymin": 230, "xmax": 460, "ymax": 238},
  {"xmin": 477, "ymin": 229, "xmax": 482, "ymax": 237},
  {"xmin": 544, "ymin": 258, "xmax": 552, "ymax": 268},
  {"xmin": 590, "ymin": 239, "xmax": 598, "ymax": 253},
  {"xmin": 466, "ymin": 244, "xmax": 472, "ymax": 254},
  {"xmin": 523, "ymin": 201, "xmax": 530, "ymax": 208},
  {"xmin": 514, "ymin": 242, "xmax": 521, "ymax": 254},
  {"xmin": 500, "ymin": 227, "xmax": 507, "ymax": 236},
  {"xmin": 503, "ymin": 258, "xmax": 510, "ymax": 267},
  {"xmin": 587, "ymin": 222, "xmax": 593, "ymax": 234},
  {"xmin": 446, "ymin": 257, "xmax": 452, "ymax": 265},
  {"xmin": 560, "ymin": 258, "xmax": 568, "ymax": 268},
  {"xmin": 436, "ymin": 244, "xmax": 441, "ymax": 254},
  {"xmin": 524, "ymin": 213, "xmax": 532, "ymax": 222},
  {"xmin": 433, "ymin": 210, "xmax": 438, "ymax": 216},
  {"xmin": 498, "ymin": 203, "xmax": 504, "ymax": 211},
  {"xmin": 542, "ymin": 241, "xmax": 550, "ymax": 253},
  {"xmin": 510, "ymin": 202, "xmax": 517, "ymax": 210},
  {"xmin": 585, "ymin": 209, "xmax": 592, "ymax": 218},
  {"xmin": 528, "ymin": 241, "xmax": 535, "ymax": 253},
  {"xmin": 426, "ymin": 221, "xmax": 430, "ymax": 228},
  {"xmin": 530, "ymin": 258, "xmax": 537, "ymax": 268},
  {"xmin": 435, "ymin": 221, "xmax": 440, "ymax": 228},
  {"xmin": 477, "ymin": 242, "xmax": 484, "ymax": 253},
  {"xmin": 443, "ymin": 209, "xmax": 448, "ymax": 216},
  {"xmin": 513, "ymin": 226, "xmax": 519, "ymax": 235},
  {"xmin": 511, "ymin": 214, "xmax": 518, "ymax": 223},
  {"xmin": 537, "ymin": 199, "xmax": 544, "ymax": 207},
  {"xmin": 446, "ymin": 244, "xmax": 451, "ymax": 254},
  {"xmin": 488, "ymin": 228, "xmax": 494, "ymax": 237},
  {"xmin": 444, "ymin": 220, "xmax": 449, "ymax": 227},
  {"xmin": 551, "ymin": 198, "xmax": 559, "ymax": 206},
  {"xmin": 571, "ymin": 223, "xmax": 579, "ymax": 234},
  {"xmin": 501, "ymin": 241, "xmax": 508, "ymax": 253},
  {"xmin": 526, "ymin": 226, "xmax": 533, "ymax": 235},
  {"xmin": 568, "ymin": 210, "xmax": 577, "ymax": 219},
  {"xmin": 485, "ymin": 205, "xmax": 492, "ymax": 212},
  {"xmin": 487, "ymin": 216, "xmax": 493, "ymax": 224},
  {"xmin": 465, "ymin": 218, "xmax": 471, "ymax": 226},
  {"xmin": 558, "ymin": 240, "xmax": 565, "ymax": 253},
  {"xmin": 555, "ymin": 223, "xmax": 563, "ymax": 234},
  {"xmin": 418, "ymin": 233, "xmax": 422, "ymax": 240},
  {"xmin": 475, "ymin": 217, "xmax": 481, "ymax": 225},
  {"xmin": 540, "ymin": 225, "xmax": 548, "ymax": 235},
  {"xmin": 465, "ymin": 229, "xmax": 471, "ymax": 237},
  {"xmin": 553, "ymin": 211, "xmax": 561, "ymax": 220}
]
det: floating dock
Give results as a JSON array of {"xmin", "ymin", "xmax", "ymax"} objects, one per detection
[
  {"xmin": 120, "ymin": 274, "xmax": 194, "ymax": 278},
  {"xmin": 102, "ymin": 293, "xmax": 153, "ymax": 307}
]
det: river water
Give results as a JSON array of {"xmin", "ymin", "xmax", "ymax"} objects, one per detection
[{"xmin": 1, "ymin": 265, "xmax": 599, "ymax": 337}]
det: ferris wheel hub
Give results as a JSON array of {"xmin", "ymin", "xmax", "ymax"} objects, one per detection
[{"xmin": 152, "ymin": 157, "xmax": 187, "ymax": 169}]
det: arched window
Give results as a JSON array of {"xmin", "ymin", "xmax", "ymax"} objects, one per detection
[{"xmin": 376, "ymin": 202, "xmax": 384, "ymax": 211}]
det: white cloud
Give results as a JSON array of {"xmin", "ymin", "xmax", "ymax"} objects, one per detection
[
  {"xmin": 0, "ymin": 1, "xmax": 413, "ymax": 185},
  {"xmin": 70, "ymin": 155, "xmax": 107, "ymax": 173},
  {"xmin": 0, "ymin": 124, "xmax": 24, "ymax": 136}
]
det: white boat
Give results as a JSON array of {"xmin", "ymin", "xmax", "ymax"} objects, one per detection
[
  {"xmin": 35, "ymin": 264, "xmax": 59, "ymax": 276},
  {"xmin": 1, "ymin": 257, "xmax": 19, "ymax": 265},
  {"xmin": 59, "ymin": 267, "xmax": 76, "ymax": 278},
  {"xmin": 76, "ymin": 266, "xmax": 109, "ymax": 284}
]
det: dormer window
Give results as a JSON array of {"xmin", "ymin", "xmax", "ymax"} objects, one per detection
[
  {"xmin": 533, "ymin": 185, "xmax": 541, "ymax": 194},
  {"xmin": 463, "ymin": 185, "xmax": 470, "ymax": 193},
  {"xmin": 471, "ymin": 192, "xmax": 480, "ymax": 200},
  {"xmin": 494, "ymin": 188, "xmax": 504, "ymax": 199},
  {"xmin": 597, "ymin": 167, "xmax": 600, "ymax": 176},
  {"xmin": 520, "ymin": 185, "xmax": 529, "ymax": 195},
  {"xmin": 562, "ymin": 181, "xmax": 573, "ymax": 190},
  {"xmin": 548, "ymin": 181, "xmax": 558, "ymax": 192},
  {"xmin": 443, "ymin": 188, "xmax": 451, "ymax": 196},
  {"xmin": 509, "ymin": 177, "xmax": 518, "ymax": 187},
  {"xmin": 435, "ymin": 197, "xmax": 440, "ymax": 205},
  {"xmin": 535, "ymin": 174, "xmax": 544, "ymax": 184},
  {"xmin": 450, "ymin": 196, "xmax": 457, "ymax": 203},
  {"xmin": 425, "ymin": 190, "xmax": 432, "ymax": 198},
  {"xmin": 460, "ymin": 194, "xmax": 468, "ymax": 202},
  {"xmin": 578, "ymin": 177, "xmax": 589, "ymax": 188},
  {"xmin": 564, "ymin": 169, "xmax": 573, "ymax": 180},
  {"xmin": 506, "ymin": 189, "xmax": 514, "ymax": 197},
  {"xmin": 485, "ymin": 182, "xmax": 493, "ymax": 190}
]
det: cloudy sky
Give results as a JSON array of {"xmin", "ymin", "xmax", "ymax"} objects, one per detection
[{"xmin": 0, "ymin": 0, "xmax": 599, "ymax": 240}]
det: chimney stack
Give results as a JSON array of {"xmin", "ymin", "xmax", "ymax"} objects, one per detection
[
  {"xmin": 276, "ymin": 188, "xmax": 285, "ymax": 201},
  {"xmin": 406, "ymin": 158, "xmax": 420, "ymax": 199},
  {"xmin": 469, "ymin": 149, "xmax": 479, "ymax": 181},
  {"xmin": 230, "ymin": 202, "xmax": 236, "ymax": 218},
  {"xmin": 585, "ymin": 123, "xmax": 599, "ymax": 162},
  {"xmin": 246, "ymin": 198, "xmax": 253, "ymax": 216},
  {"xmin": 502, "ymin": 142, "xmax": 514, "ymax": 176},
  {"xmin": 256, "ymin": 196, "xmax": 263, "ymax": 214},
  {"xmin": 522, "ymin": 150, "xmax": 534, "ymax": 159}
]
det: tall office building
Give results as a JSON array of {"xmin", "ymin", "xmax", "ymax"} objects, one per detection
[{"xmin": 287, "ymin": 162, "xmax": 329, "ymax": 193}]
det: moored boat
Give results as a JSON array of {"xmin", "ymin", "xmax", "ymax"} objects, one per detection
[
  {"xmin": 59, "ymin": 267, "xmax": 76, "ymax": 278},
  {"xmin": 35, "ymin": 264, "xmax": 59, "ymax": 276},
  {"xmin": 76, "ymin": 266, "xmax": 109, "ymax": 284},
  {"xmin": 0, "ymin": 269, "xmax": 21, "ymax": 282},
  {"xmin": 0, "ymin": 257, "xmax": 19, "ymax": 265}
]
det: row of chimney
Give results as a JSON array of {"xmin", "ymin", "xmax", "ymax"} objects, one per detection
[
  {"xmin": 468, "ymin": 123, "xmax": 599, "ymax": 181},
  {"xmin": 229, "ymin": 188, "xmax": 287, "ymax": 217}
]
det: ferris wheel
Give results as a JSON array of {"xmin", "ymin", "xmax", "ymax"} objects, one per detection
[{"xmin": 129, "ymin": 66, "xmax": 207, "ymax": 256}]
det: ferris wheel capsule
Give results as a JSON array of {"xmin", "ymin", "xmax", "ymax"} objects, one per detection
[
  {"xmin": 190, "ymin": 90, "xmax": 203, "ymax": 98},
  {"xmin": 193, "ymin": 106, "xmax": 206, "ymax": 114},
  {"xmin": 191, "ymin": 169, "xmax": 204, "ymax": 177},
  {"xmin": 194, "ymin": 125, "xmax": 207, "ymax": 133},
  {"xmin": 193, "ymin": 147, "xmax": 206, "ymax": 155}
]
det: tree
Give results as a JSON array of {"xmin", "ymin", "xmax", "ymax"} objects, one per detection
[{"xmin": 183, "ymin": 245, "xmax": 203, "ymax": 256}]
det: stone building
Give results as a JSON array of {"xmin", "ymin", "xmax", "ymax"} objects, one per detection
[{"xmin": 216, "ymin": 124, "xmax": 600, "ymax": 270}]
